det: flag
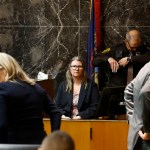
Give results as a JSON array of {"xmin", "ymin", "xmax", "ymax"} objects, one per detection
[{"xmin": 87, "ymin": 0, "xmax": 101, "ymax": 85}]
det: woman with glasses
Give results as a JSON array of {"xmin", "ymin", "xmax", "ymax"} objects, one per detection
[{"xmin": 55, "ymin": 56, "xmax": 100, "ymax": 120}]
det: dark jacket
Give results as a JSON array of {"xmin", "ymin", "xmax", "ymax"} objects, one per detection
[
  {"xmin": 55, "ymin": 79, "xmax": 100, "ymax": 119},
  {"xmin": 0, "ymin": 80, "xmax": 61, "ymax": 144},
  {"xmin": 92, "ymin": 43, "xmax": 150, "ymax": 87}
]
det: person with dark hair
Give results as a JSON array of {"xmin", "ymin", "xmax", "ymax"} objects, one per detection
[
  {"xmin": 38, "ymin": 131, "xmax": 75, "ymax": 150},
  {"xmin": 0, "ymin": 52, "xmax": 61, "ymax": 144},
  {"xmin": 55, "ymin": 56, "xmax": 100, "ymax": 119},
  {"xmin": 124, "ymin": 62, "xmax": 150, "ymax": 150}
]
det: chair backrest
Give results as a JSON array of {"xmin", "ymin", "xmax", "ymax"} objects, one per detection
[
  {"xmin": 0, "ymin": 144, "xmax": 39, "ymax": 150},
  {"xmin": 97, "ymin": 86, "xmax": 126, "ymax": 117}
]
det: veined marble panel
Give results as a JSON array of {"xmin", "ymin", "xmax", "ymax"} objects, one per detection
[
  {"xmin": 80, "ymin": 0, "xmax": 90, "ymax": 26},
  {"xmin": 0, "ymin": 0, "xmax": 90, "ymax": 80},
  {"xmin": 1, "ymin": 26, "xmax": 80, "ymax": 78},
  {"xmin": 101, "ymin": 0, "xmax": 150, "ymax": 49}
]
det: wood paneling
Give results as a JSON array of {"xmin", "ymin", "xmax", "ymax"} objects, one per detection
[
  {"xmin": 37, "ymin": 79, "xmax": 55, "ymax": 99},
  {"xmin": 61, "ymin": 120, "xmax": 91, "ymax": 150},
  {"xmin": 43, "ymin": 119, "xmax": 128, "ymax": 150},
  {"xmin": 90, "ymin": 121, "xmax": 128, "ymax": 150}
]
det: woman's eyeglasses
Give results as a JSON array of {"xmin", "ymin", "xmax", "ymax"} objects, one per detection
[{"xmin": 70, "ymin": 65, "xmax": 83, "ymax": 69}]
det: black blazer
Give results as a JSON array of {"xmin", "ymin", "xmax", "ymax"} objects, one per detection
[
  {"xmin": 0, "ymin": 80, "xmax": 61, "ymax": 144},
  {"xmin": 55, "ymin": 79, "xmax": 100, "ymax": 119}
]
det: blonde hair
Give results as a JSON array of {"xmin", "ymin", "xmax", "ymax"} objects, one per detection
[
  {"xmin": 66, "ymin": 56, "xmax": 88, "ymax": 92},
  {"xmin": 0, "ymin": 52, "xmax": 35, "ymax": 85},
  {"xmin": 40, "ymin": 131, "xmax": 75, "ymax": 150}
]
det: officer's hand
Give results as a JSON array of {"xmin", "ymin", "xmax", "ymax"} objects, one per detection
[
  {"xmin": 118, "ymin": 57, "xmax": 129, "ymax": 67},
  {"xmin": 108, "ymin": 57, "xmax": 119, "ymax": 72}
]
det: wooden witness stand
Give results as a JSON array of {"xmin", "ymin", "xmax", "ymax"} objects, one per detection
[
  {"xmin": 44, "ymin": 119, "xmax": 128, "ymax": 150},
  {"xmin": 38, "ymin": 80, "xmax": 129, "ymax": 150}
]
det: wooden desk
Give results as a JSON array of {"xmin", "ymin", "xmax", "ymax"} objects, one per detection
[
  {"xmin": 37, "ymin": 79, "xmax": 56, "ymax": 99},
  {"xmin": 44, "ymin": 119, "xmax": 128, "ymax": 150}
]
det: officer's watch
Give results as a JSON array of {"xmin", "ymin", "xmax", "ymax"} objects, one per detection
[{"xmin": 127, "ymin": 56, "xmax": 132, "ymax": 62}]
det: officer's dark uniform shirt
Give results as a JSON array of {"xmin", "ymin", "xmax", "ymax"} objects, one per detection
[{"xmin": 92, "ymin": 42, "xmax": 150, "ymax": 87}]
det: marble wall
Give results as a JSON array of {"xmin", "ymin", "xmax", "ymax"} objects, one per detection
[
  {"xmin": 0, "ymin": 0, "xmax": 150, "ymax": 80},
  {"xmin": 101, "ymin": 0, "xmax": 150, "ymax": 48},
  {"xmin": 0, "ymin": 0, "xmax": 90, "ymax": 79}
]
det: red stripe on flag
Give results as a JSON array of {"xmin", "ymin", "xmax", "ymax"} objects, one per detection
[
  {"xmin": 90, "ymin": 49, "xmax": 94, "ymax": 69},
  {"xmin": 94, "ymin": 0, "xmax": 101, "ymax": 52}
]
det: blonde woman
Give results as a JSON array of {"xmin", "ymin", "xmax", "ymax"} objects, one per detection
[
  {"xmin": 55, "ymin": 56, "xmax": 100, "ymax": 119},
  {"xmin": 0, "ymin": 53, "xmax": 61, "ymax": 144}
]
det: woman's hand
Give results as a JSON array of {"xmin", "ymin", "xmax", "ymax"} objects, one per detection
[
  {"xmin": 138, "ymin": 130, "xmax": 150, "ymax": 140},
  {"xmin": 72, "ymin": 116, "xmax": 81, "ymax": 120},
  {"xmin": 61, "ymin": 115, "xmax": 71, "ymax": 120}
]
